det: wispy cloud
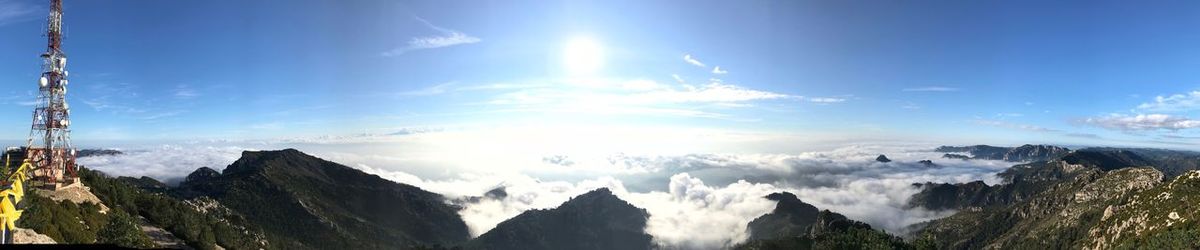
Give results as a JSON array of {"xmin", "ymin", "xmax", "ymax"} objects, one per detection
[
  {"xmin": 473, "ymin": 78, "xmax": 797, "ymax": 121},
  {"xmin": 0, "ymin": 0, "xmax": 38, "ymax": 26},
  {"xmin": 396, "ymin": 81, "xmax": 457, "ymax": 96},
  {"xmin": 805, "ymin": 97, "xmax": 846, "ymax": 104},
  {"xmin": 381, "ymin": 17, "xmax": 480, "ymax": 56},
  {"xmin": 174, "ymin": 84, "xmax": 200, "ymax": 99},
  {"xmin": 972, "ymin": 119, "xmax": 1061, "ymax": 133},
  {"xmin": 712, "ymin": 66, "xmax": 728, "ymax": 74},
  {"xmin": 140, "ymin": 110, "xmax": 186, "ymax": 120},
  {"xmin": 1065, "ymin": 133, "xmax": 1102, "ymax": 139},
  {"xmin": 1080, "ymin": 113, "xmax": 1200, "ymax": 131},
  {"xmin": 1137, "ymin": 90, "xmax": 1200, "ymax": 112},
  {"xmin": 1161, "ymin": 134, "xmax": 1200, "ymax": 140},
  {"xmin": 994, "ymin": 113, "xmax": 1024, "ymax": 118},
  {"xmin": 902, "ymin": 86, "xmax": 959, "ymax": 92},
  {"xmin": 671, "ymin": 74, "xmax": 685, "ymax": 83},
  {"xmin": 683, "ymin": 54, "xmax": 706, "ymax": 67}
]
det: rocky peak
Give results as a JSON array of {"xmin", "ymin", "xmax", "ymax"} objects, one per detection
[
  {"xmin": 876, "ymin": 155, "xmax": 892, "ymax": 163},
  {"xmin": 484, "ymin": 186, "xmax": 508, "ymax": 199},
  {"xmin": 182, "ymin": 167, "xmax": 220, "ymax": 186},
  {"xmin": 747, "ymin": 192, "xmax": 821, "ymax": 240},
  {"xmin": 222, "ymin": 148, "xmax": 309, "ymax": 175},
  {"xmin": 467, "ymin": 187, "xmax": 652, "ymax": 250}
]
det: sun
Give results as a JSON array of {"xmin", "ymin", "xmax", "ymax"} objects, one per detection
[{"xmin": 562, "ymin": 36, "xmax": 605, "ymax": 75}]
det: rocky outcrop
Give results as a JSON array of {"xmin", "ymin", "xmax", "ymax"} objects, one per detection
[
  {"xmin": 746, "ymin": 192, "xmax": 821, "ymax": 240},
  {"xmin": 913, "ymin": 147, "xmax": 1194, "ymax": 249},
  {"xmin": 181, "ymin": 167, "xmax": 220, "ymax": 186},
  {"xmin": 942, "ymin": 153, "xmax": 971, "ymax": 160},
  {"xmin": 34, "ymin": 182, "xmax": 109, "ymax": 213},
  {"xmin": 875, "ymin": 155, "xmax": 892, "ymax": 163},
  {"xmin": 12, "ymin": 228, "xmax": 56, "ymax": 244},
  {"xmin": 1086, "ymin": 170, "xmax": 1200, "ymax": 249},
  {"xmin": 737, "ymin": 192, "xmax": 907, "ymax": 249}
]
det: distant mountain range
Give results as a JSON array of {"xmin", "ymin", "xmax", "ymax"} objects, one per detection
[
  {"xmin": 936, "ymin": 144, "xmax": 1070, "ymax": 162},
  {"xmin": 34, "ymin": 145, "xmax": 1200, "ymax": 249},
  {"xmin": 910, "ymin": 146, "xmax": 1200, "ymax": 249}
]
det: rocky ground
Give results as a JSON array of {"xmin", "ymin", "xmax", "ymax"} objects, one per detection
[
  {"xmin": 12, "ymin": 227, "xmax": 56, "ymax": 244},
  {"xmin": 137, "ymin": 216, "xmax": 191, "ymax": 249},
  {"xmin": 34, "ymin": 181, "xmax": 110, "ymax": 213}
]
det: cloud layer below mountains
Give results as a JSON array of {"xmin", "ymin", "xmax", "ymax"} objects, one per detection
[{"xmin": 76, "ymin": 130, "xmax": 1016, "ymax": 249}]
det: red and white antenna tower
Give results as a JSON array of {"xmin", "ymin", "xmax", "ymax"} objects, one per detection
[{"xmin": 26, "ymin": 0, "xmax": 78, "ymax": 190}]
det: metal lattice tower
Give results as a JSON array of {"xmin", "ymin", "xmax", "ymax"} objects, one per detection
[{"xmin": 25, "ymin": 0, "xmax": 78, "ymax": 190}]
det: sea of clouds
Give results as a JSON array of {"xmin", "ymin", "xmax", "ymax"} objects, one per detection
[{"xmin": 75, "ymin": 129, "xmax": 1017, "ymax": 249}]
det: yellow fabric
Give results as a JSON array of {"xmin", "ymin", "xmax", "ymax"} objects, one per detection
[{"xmin": 1, "ymin": 161, "xmax": 32, "ymax": 236}]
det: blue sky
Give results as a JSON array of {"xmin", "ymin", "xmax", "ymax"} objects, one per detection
[{"xmin": 1, "ymin": 0, "xmax": 1200, "ymax": 148}]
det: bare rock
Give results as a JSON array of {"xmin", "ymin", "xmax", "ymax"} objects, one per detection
[{"xmin": 12, "ymin": 227, "xmax": 56, "ymax": 244}]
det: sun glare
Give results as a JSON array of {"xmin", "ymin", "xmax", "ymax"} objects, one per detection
[{"xmin": 562, "ymin": 36, "xmax": 605, "ymax": 75}]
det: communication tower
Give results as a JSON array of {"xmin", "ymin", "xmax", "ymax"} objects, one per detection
[{"xmin": 25, "ymin": 0, "xmax": 78, "ymax": 190}]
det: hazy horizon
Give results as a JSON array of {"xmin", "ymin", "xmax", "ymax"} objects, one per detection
[{"xmin": 3, "ymin": 0, "xmax": 1200, "ymax": 248}]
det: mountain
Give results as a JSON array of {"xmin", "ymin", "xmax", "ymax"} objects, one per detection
[
  {"xmin": 911, "ymin": 148, "xmax": 1200, "ymax": 249},
  {"xmin": 737, "ymin": 192, "xmax": 913, "ymax": 250},
  {"xmin": 935, "ymin": 145, "xmax": 1010, "ymax": 159},
  {"xmin": 1077, "ymin": 147, "xmax": 1200, "ymax": 179},
  {"xmin": 935, "ymin": 144, "xmax": 1069, "ymax": 162},
  {"xmin": 1058, "ymin": 149, "xmax": 1152, "ymax": 171},
  {"xmin": 876, "ymin": 155, "xmax": 892, "ymax": 163},
  {"xmin": 1086, "ymin": 170, "xmax": 1200, "ymax": 249},
  {"xmin": 942, "ymin": 153, "xmax": 970, "ymax": 160},
  {"xmin": 113, "ymin": 176, "xmax": 169, "ymax": 193},
  {"xmin": 76, "ymin": 149, "xmax": 124, "ymax": 158},
  {"xmin": 909, "ymin": 151, "xmax": 1110, "ymax": 211},
  {"xmin": 464, "ymin": 188, "xmax": 653, "ymax": 250},
  {"xmin": 746, "ymin": 192, "xmax": 821, "ymax": 240},
  {"xmin": 175, "ymin": 149, "xmax": 470, "ymax": 249}
]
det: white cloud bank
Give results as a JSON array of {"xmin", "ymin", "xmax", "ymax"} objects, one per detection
[
  {"xmin": 1138, "ymin": 90, "xmax": 1200, "ymax": 112},
  {"xmin": 1081, "ymin": 113, "xmax": 1200, "ymax": 131},
  {"xmin": 76, "ymin": 135, "xmax": 1011, "ymax": 249},
  {"xmin": 78, "ymin": 145, "xmax": 248, "ymax": 183}
]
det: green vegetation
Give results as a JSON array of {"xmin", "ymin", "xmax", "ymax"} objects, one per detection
[
  {"xmin": 79, "ymin": 167, "xmax": 267, "ymax": 249},
  {"xmin": 16, "ymin": 192, "xmax": 152, "ymax": 247},
  {"xmin": 913, "ymin": 147, "xmax": 1200, "ymax": 250},
  {"xmin": 174, "ymin": 149, "xmax": 470, "ymax": 249},
  {"xmin": 1102, "ymin": 171, "xmax": 1200, "ymax": 249},
  {"xmin": 736, "ymin": 226, "xmax": 921, "ymax": 250},
  {"xmin": 98, "ymin": 210, "xmax": 155, "ymax": 248}
]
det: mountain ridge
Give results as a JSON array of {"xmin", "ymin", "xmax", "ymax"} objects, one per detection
[{"xmin": 175, "ymin": 148, "xmax": 471, "ymax": 249}]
